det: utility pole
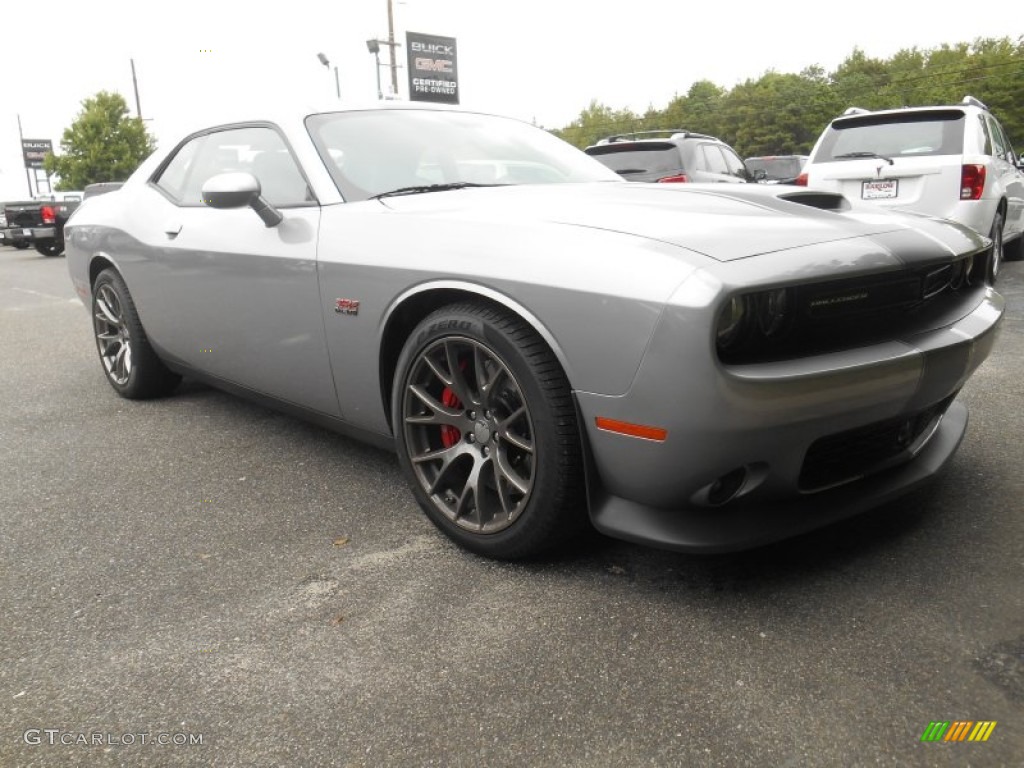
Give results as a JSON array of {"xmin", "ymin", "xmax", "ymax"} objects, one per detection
[
  {"xmin": 130, "ymin": 58, "xmax": 142, "ymax": 119},
  {"xmin": 386, "ymin": 0, "xmax": 399, "ymax": 97},
  {"xmin": 16, "ymin": 114, "xmax": 31, "ymax": 197}
]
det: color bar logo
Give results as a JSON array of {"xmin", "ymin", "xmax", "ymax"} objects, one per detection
[{"xmin": 920, "ymin": 721, "xmax": 997, "ymax": 742}]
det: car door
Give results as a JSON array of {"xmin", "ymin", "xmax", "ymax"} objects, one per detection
[
  {"xmin": 987, "ymin": 115, "xmax": 1024, "ymax": 239},
  {"xmin": 697, "ymin": 144, "xmax": 738, "ymax": 183},
  {"xmin": 721, "ymin": 146, "xmax": 753, "ymax": 183},
  {"xmin": 125, "ymin": 124, "xmax": 341, "ymax": 417}
]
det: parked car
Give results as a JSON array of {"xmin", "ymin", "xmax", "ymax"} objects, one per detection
[
  {"xmin": 66, "ymin": 105, "xmax": 1002, "ymax": 559},
  {"xmin": 584, "ymin": 130, "xmax": 753, "ymax": 183},
  {"xmin": 798, "ymin": 96, "xmax": 1024, "ymax": 281},
  {"xmin": 746, "ymin": 155, "xmax": 809, "ymax": 184},
  {"xmin": 1, "ymin": 190, "xmax": 84, "ymax": 256}
]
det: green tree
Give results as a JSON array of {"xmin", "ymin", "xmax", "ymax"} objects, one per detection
[
  {"xmin": 43, "ymin": 91, "xmax": 155, "ymax": 190},
  {"xmin": 553, "ymin": 36, "xmax": 1024, "ymax": 157},
  {"xmin": 552, "ymin": 100, "xmax": 641, "ymax": 148}
]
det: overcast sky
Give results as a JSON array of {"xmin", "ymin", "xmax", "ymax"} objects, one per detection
[{"xmin": 0, "ymin": 0, "xmax": 1017, "ymax": 199}]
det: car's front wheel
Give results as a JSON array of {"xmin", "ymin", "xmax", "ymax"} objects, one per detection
[
  {"xmin": 392, "ymin": 303, "xmax": 586, "ymax": 559},
  {"xmin": 91, "ymin": 269, "xmax": 181, "ymax": 399},
  {"xmin": 13, "ymin": 241, "xmax": 30, "ymax": 250}
]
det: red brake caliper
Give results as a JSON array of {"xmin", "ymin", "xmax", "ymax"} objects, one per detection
[{"xmin": 440, "ymin": 387, "xmax": 462, "ymax": 448}]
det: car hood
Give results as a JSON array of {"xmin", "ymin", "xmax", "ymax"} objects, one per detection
[{"xmin": 377, "ymin": 182, "xmax": 981, "ymax": 262}]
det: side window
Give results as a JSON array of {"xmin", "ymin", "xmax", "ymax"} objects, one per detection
[
  {"xmin": 701, "ymin": 145, "xmax": 729, "ymax": 174},
  {"xmin": 721, "ymin": 148, "xmax": 749, "ymax": 180},
  {"xmin": 986, "ymin": 116, "xmax": 1006, "ymax": 158},
  {"xmin": 154, "ymin": 126, "xmax": 314, "ymax": 207},
  {"xmin": 977, "ymin": 115, "xmax": 992, "ymax": 155},
  {"xmin": 992, "ymin": 119, "xmax": 1014, "ymax": 162},
  {"xmin": 154, "ymin": 135, "xmax": 204, "ymax": 202}
]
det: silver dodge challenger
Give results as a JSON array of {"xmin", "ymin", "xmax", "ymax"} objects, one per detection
[{"xmin": 66, "ymin": 105, "xmax": 1004, "ymax": 559}]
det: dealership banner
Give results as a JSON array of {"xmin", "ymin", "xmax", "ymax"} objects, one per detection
[
  {"xmin": 406, "ymin": 31, "xmax": 459, "ymax": 104},
  {"xmin": 22, "ymin": 139, "xmax": 52, "ymax": 169}
]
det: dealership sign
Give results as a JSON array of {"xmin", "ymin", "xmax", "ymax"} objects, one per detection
[
  {"xmin": 406, "ymin": 31, "xmax": 458, "ymax": 104},
  {"xmin": 22, "ymin": 139, "xmax": 53, "ymax": 169}
]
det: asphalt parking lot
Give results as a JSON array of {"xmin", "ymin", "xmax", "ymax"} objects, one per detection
[{"xmin": 1, "ymin": 247, "xmax": 1022, "ymax": 767}]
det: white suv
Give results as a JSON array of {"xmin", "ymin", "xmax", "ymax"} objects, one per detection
[{"xmin": 799, "ymin": 96, "xmax": 1024, "ymax": 281}]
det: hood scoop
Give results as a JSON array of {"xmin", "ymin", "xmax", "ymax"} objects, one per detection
[{"xmin": 777, "ymin": 190, "xmax": 851, "ymax": 212}]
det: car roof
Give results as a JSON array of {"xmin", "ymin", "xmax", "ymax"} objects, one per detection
[
  {"xmin": 174, "ymin": 101, "xmax": 513, "ymax": 141},
  {"xmin": 830, "ymin": 97, "xmax": 990, "ymax": 126},
  {"xmin": 588, "ymin": 130, "xmax": 720, "ymax": 147}
]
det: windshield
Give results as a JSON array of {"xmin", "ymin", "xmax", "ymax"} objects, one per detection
[
  {"xmin": 306, "ymin": 109, "xmax": 621, "ymax": 201},
  {"xmin": 817, "ymin": 110, "xmax": 965, "ymax": 161},
  {"xmin": 745, "ymin": 156, "xmax": 805, "ymax": 180}
]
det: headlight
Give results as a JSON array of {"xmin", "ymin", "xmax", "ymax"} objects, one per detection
[
  {"xmin": 757, "ymin": 288, "xmax": 791, "ymax": 337},
  {"xmin": 716, "ymin": 296, "xmax": 749, "ymax": 348}
]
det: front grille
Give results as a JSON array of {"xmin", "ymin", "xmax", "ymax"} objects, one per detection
[
  {"xmin": 718, "ymin": 251, "xmax": 990, "ymax": 364},
  {"xmin": 799, "ymin": 394, "xmax": 956, "ymax": 491}
]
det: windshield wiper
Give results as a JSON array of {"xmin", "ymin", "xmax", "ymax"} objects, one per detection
[
  {"xmin": 370, "ymin": 182, "xmax": 507, "ymax": 200},
  {"xmin": 614, "ymin": 169, "xmax": 648, "ymax": 174},
  {"xmin": 834, "ymin": 151, "xmax": 894, "ymax": 165}
]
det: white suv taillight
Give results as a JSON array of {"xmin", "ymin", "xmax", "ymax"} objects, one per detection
[{"xmin": 960, "ymin": 164, "xmax": 985, "ymax": 200}]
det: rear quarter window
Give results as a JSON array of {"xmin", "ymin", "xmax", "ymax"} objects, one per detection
[{"xmin": 817, "ymin": 110, "xmax": 966, "ymax": 161}]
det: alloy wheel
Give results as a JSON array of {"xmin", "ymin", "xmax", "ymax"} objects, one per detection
[
  {"xmin": 93, "ymin": 283, "xmax": 133, "ymax": 386},
  {"xmin": 401, "ymin": 337, "xmax": 536, "ymax": 533}
]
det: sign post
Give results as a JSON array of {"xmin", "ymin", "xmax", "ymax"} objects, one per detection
[
  {"xmin": 406, "ymin": 32, "xmax": 459, "ymax": 105},
  {"xmin": 21, "ymin": 139, "xmax": 52, "ymax": 170}
]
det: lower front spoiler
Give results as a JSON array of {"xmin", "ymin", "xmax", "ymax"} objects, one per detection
[{"xmin": 589, "ymin": 401, "xmax": 968, "ymax": 553}]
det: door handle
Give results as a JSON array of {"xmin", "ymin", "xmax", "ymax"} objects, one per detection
[{"xmin": 164, "ymin": 222, "xmax": 182, "ymax": 237}]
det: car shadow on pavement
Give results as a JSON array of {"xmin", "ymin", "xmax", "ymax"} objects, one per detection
[{"xmin": 524, "ymin": 482, "xmax": 947, "ymax": 594}]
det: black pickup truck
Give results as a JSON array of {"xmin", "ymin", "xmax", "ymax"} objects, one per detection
[{"xmin": 0, "ymin": 191, "xmax": 83, "ymax": 256}]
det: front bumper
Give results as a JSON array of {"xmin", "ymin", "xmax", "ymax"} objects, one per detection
[
  {"xmin": 589, "ymin": 401, "xmax": 966, "ymax": 552},
  {"xmin": 576, "ymin": 280, "xmax": 1003, "ymax": 553}
]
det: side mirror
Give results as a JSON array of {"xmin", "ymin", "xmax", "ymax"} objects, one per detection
[
  {"xmin": 201, "ymin": 172, "xmax": 282, "ymax": 227},
  {"xmin": 752, "ymin": 169, "xmax": 768, "ymax": 181}
]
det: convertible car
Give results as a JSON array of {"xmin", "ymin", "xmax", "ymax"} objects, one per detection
[{"xmin": 65, "ymin": 105, "xmax": 1003, "ymax": 559}]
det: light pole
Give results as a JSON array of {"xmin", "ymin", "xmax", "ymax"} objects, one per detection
[
  {"xmin": 366, "ymin": 40, "xmax": 383, "ymax": 100},
  {"xmin": 386, "ymin": 0, "xmax": 398, "ymax": 97},
  {"xmin": 316, "ymin": 52, "xmax": 341, "ymax": 100}
]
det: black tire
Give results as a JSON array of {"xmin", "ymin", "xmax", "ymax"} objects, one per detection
[
  {"xmin": 392, "ymin": 302, "xmax": 587, "ymax": 559},
  {"xmin": 91, "ymin": 268, "xmax": 181, "ymax": 399},
  {"xmin": 34, "ymin": 240, "xmax": 63, "ymax": 257},
  {"xmin": 1005, "ymin": 232, "xmax": 1024, "ymax": 262},
  {"xmin": 13, "ymin": 241, "xmax": 30, "ymax": 250},
  {"xmin": 988, "ymin": 210, "xmax": 1004, "ymax": 284}
]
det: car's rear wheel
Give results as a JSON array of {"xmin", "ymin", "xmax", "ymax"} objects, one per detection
[
  {"xmin": 13, "ymin": 241, "xmax": 29, "ymax": 250},
  {"xmin": 1005, "ymin": 232, "xmax": 1024, "ymax": 262},
  {"xmin": 92, "ymin": 269, "xmax": 180, "ymax": 399},
  {"xmin": 34, "ymin": 240, "xmax": 63, "ymax": 257},
  {"xmin": 392, "ymin": 303, "xmax": 586, "ymax": 559},
  {"xmin": 988, "ymin": 211, "xmax": 1004, "ymax": 283}
]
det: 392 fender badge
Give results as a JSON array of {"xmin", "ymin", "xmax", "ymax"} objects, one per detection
[{"xmin": 335, "ymin": 298, "xmax": 360, "ymax": 315}]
